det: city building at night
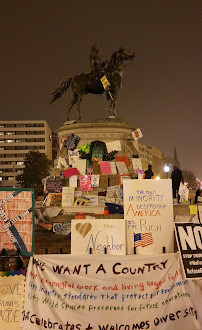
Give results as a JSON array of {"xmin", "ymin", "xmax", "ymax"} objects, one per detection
[{"xmin": 0, "ymin": 120, "xmax": 52, "ymax": 187}]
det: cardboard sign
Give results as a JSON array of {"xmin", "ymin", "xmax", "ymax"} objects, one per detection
[
  {"xmin": 23, "ymin": 253, "xmax": 202, "ymax": 329},
  {"xmin": 123, "ymin": 179, "xmax": 174, "ymax": 254},
  {"xmin": 175, "ymin": 223, "xmax": 202, "ymax": 279},
  {"xmin": 71, "ymin": 218, "xmax": 126, "ymax": 254},
  {"xmin": 0, "ymin": 188, "xmax": 34, "ymax": 256},
  {"xmin": 109, "ymin": 162, "xmax": 117, "ymax": 174},
  {"xmin": 0, "ymin": 272, "xmax": 25, "ymax": 330},
  {"xmin": 109, "ymin": 174, "xmax": 120, "ymax": 186},
  {"xmin": 72, "ymin": 159, "xmax": 86, "ymax": 176},
  {"xmin": 62, "ymin": 187, "xmax": 75, "ymax": 207},
  {"xmin": 116, "ymin": 161, "xmax": 129, "ymax": 174},
  {"xmin": 106, "ymin": 140, "xmax": 122, "ymax": 153},
  {"xmin": 69, "ymin": 175, "xmax": 78, "ymax": 188},
  {"xmin": 80, "ymin": 175, "xmax": 93, "ymax": 191},
  {"xmin": 45, "ymin": 176, "xmax": 63, "ymax": 193},
  {"xmin": 132, "ymin": 128, "xmax": 143, "ymax": 141},
  {"xmin": 189, "ymin": 205, "xmax": 198, "ymax": 215},
  {"xmin": 115, "ymin": 156, "xmax": 129, "ymax": 166},
  {"xmin": 86, "ymin": 195, "xmax": 99, "ymax": 206},
  {"xmin": 90, "ymin": 175, "xmax": 100, "ymax": 187}
]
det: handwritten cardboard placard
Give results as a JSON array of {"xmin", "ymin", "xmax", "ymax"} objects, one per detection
[
  {"xmin": 99, "ymin": 175, "xmax": 109, "ymax": 188},
  {"xmin": 0, "ymin": 273, "xmax": 25, "ymax": 330},
  {"xmin": 115, "ymin": 156, "xmax": 129, "ymax": 166},
  {"xmin": 71, "ymin": 218, "xmax": 126, "ymax": 254},
  {"xmin": 123, "ymin": 179, "xmax": 174, "ymax": 254},
  {"xmin": 109, "ymin": 174, "xmax": 120, "ymax": 186},
  {"xmin": 62, "ymin": 187, "xmax": 75, "ymax": 207},
  {"xmin": 23, "ymin": 253, "xmax": 202, "ymax": 329},
  {"xmin": 109, "ymin": 162, "xmax": 117, "ymax": 174},
  {"xmin": 0, "ymin": 188, "xmax": 34, "ymax": 256},
  {"xmin": 116, "ymin": 161, "xmax": 129, "ymax": 174},
  {"xmin": 106, "ymin": 140, "xmax": 122, "ymax": 153},
  {"xmin": 80, "ymin": 175, "xmax": 93, "ymax": 191},
  {"xmin": 86, "ymin": 195, "xmax": 99, "ymax": 206},
  {"xmin": 69, "ymin": 175, "xmax": 78, "ymax": 188}
]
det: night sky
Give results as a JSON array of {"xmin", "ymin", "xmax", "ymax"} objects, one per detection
[{"xmin": 1, "ymin": 1, "xmax": 201, "ymax": 178}]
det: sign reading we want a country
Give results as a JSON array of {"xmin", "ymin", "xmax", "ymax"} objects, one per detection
[
  {"xmin": 0, "ymin": 188, "xmax": 34, "ymax": 256},
  {"xmin": 21, "ymin": 253, "xmax": 201, "ymax": 329}
]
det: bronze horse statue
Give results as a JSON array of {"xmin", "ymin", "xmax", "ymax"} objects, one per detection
[{"xmin": 50, "ymin": 48, "xmax": 135, "ymax": 120}]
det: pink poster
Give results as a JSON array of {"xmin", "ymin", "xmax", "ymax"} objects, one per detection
[
  {"xmin": 79, "ymin": 175, "xmax": 93, "ymax": 191},
  {"xmin": 100, "ymin": 161, "xmax": 112, "ymax": 174},
  {"xmin": 0, "ymin": 189, "xmax": 34, "ymax": 256}
]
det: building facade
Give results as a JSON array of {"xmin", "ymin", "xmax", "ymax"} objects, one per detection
[
  {"xmin": 0, "ymin": 120, "xmax": 52, "ymax": 187},
  {"xmin": 139, "ymin": 142, "xmax": 163, "ymax": 178}
]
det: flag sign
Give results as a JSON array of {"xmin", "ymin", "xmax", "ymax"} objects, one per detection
[{"xmin": 134, "ymin": 232, "xmax": 153, "ymax": 248}]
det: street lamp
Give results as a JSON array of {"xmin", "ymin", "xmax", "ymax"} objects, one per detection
[{"xmin": 164, "ymin": 165, "xmax": 170, "ymax": 179}]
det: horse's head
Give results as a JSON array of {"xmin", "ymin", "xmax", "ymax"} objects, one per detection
[{"xmin": 118, "ymin": 47, "xmax": 135, "ymax": 61}]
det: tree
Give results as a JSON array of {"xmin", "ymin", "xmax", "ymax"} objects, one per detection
[
  {"xmin": 182, "ymin": 169, "xmax": 197, "ymax": 189},
  {"xmin": 16, "ymin": 151, "xmax": 52, "ymax": 198}
]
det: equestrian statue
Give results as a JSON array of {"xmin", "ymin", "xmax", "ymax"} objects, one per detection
[{"xmin": 50, "ymin": 46, "xmax": 135, "ymax": 121}]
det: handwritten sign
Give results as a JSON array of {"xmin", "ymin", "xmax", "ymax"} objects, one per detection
[
  {"xmin": 22, "ymin": 253, "xmax": 202, "ymax": 329},
  {"xmin": 45, "ymin": 177, "xmax": 63, "ymax": 193},
  {"xmin": 72, "ymin": 159, "xmax": 86, "ymax": 176},
  {"xmin": 71, "ymin": 218, "xmax": 126, "ymax": 255},
  {"xmin": 90, "ymin": 175, "xmax": 100, "ymax": 188},
  {"xmin": 100, "ymin": 161, "xmax": 112, "ymax": 174},
  {"xmin": 116, "ymin": 161, "xmax": 129, "ymax": 174},
  {"xmin": 132, "ymin": 128, "xmax": 143, "ymax": 141},
  {"xmin": 175, "ymin": 223, "xmax": 202, "ymax": 279},
  {"xmin": 62, "ymin": 187, "xmax": 75, "ymax": 207},
  {"xmin": 0, "ymin": 188, "xmax": 34, "ymax": 256},
  {"xmin": 123, "ymin": 179, "xmax": 174, "ymax": 254},
  {"xmin": 0, "ymin": 273, "xmax": 25, "ymax": 330},
  {"xmin": 53, "ymin": 222, "xmax": 71, "ymax": 235}
]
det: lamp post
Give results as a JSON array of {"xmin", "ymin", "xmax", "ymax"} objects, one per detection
[{"xmin": 164, "ymin": 165, "xmax": 170, "ymax": 179}]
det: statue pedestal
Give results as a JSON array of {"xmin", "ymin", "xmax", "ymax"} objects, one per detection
[{"xmin": 56, "ymin": 118, "xmax": 139, "ymax": 169}]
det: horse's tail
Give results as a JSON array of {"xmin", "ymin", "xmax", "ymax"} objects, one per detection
[{"xmin": 50, "ymin": 77, "xmax": 72, "ymax": 104}]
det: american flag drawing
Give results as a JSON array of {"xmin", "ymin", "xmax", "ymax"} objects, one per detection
[{"xmin": 134, "ymin": 232, "xmax": 153, "ymax": 247}]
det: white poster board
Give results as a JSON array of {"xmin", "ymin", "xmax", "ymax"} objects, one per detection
[
  {"xmin": 123, "ymin": 179, "xmax": 174, "ymax": 254},
  {"xmin": 62, "ymin": 187, "xmax": 75, "ymax": 207},
  {"xmin": 71, "ymin": 218, "xmax": 126, "ymax": 255}
]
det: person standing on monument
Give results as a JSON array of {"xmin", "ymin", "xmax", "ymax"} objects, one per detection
[
  {"xmin": 143, "ymin": 165, "xmax": 154, "ymax": 179},
  {"xmin": 171, "ymin": 166, "xmax": 184, "ymax": 201}
]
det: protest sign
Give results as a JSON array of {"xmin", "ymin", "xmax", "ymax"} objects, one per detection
[
  {"xmin": 132, "ymin": 158, "xmax": 143, "ymax": 174},
  {"xmin": 116, "ymin": 161, "xmax": 129, "ymax": 174},
  {"xmin": 46, "ymin": 193, "xmax": 62, "ymax": 207},
  {"xmin": 132, "ymin": 128, "xmax": 143, "ymax": 141},
  {"xmin": 90, "ymin": 175, "xmax": 100, "ymax": 188},
  {"xmin": 71, "ymin": 218, "xmax": 126, "ymax": 255},
  {"xmin": 22, "ymin": 253, "xmax": 201, "ymax": 329},
  {"xmin": 46, "ymin": 177, "xmax": 63, "ymax": 193},
  {"xmin": 68, "ymin": 149, "xmax": 80, "ymax": 165},
  {"xmin": 123, "ymin": 179, "xmax": 174, "ymax": 254},
  {"xmin": 53, "ymin": 222, "xmax": 71, "ymax": 235},
  {"xmin": 0, "ymin": 271, "xmax": 25, "ymax": 330},
  {"xmin": 69, "ymin": 175, "xmax": 78, "ymax": 188},
  {"xmin": 62, "ymin": 187, "xmax": 75, "ymax": 207},
  {"xmin": 72, "ymin": 159, "xmax": 87, "ymax": 176},
  {"xmin": 0, "ymin": 188, "xmax": 34, "ymax": 256},
  {"xmin": 100, "ymin": 161, "xmax": 112, "ymax": 174},
  {"xmin": 175, "ymin": 223, "xmax": 202, "ymax": 279}
]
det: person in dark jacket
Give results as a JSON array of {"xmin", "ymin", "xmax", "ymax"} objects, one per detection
[
  {"xmin": 171, "ymin": 166, "xmax": 184, "ymax": 200},
  {"xmin": 143, "ymin": 165, "xmax": 154, "ymax": 179}
]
